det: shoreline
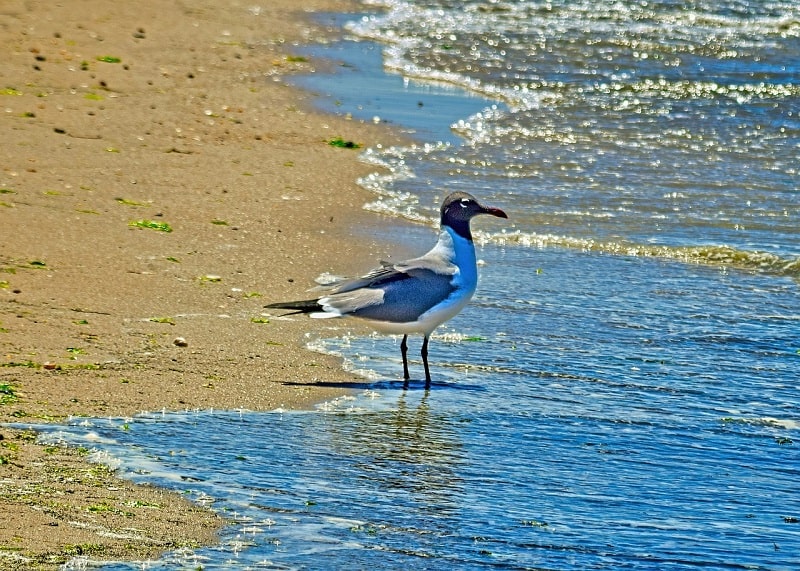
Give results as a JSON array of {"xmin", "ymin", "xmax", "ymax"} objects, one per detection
[{"xmin": 0, "ymin": 0, "xmax": 402, "ymax": 567}]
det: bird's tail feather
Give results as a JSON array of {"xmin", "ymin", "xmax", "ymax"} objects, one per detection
[{"xmin": 264, "ymin": 299, "xmax": 322, "ymax": 315}]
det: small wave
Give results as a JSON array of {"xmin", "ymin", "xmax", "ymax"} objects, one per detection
[
  {"xmin": 358, "ymin": 145, "xmax": 441, "ymax": 225},
  {"xmin": 479, "ymin": 230, "xmax": 800, "ymax": 277},
  {"xmin": 348, "ymin": 0, "xmax": 800, "ymax": 112},
  {"xmin": 720, "ymin": 416, "xmax": 800, "ymax": 430},
  {"xmin": 355, "ymin": 159, "xmax": 800, "ymax": 279}
]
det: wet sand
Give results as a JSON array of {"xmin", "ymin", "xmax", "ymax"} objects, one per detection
[{"xmin": 0, "ymin": 0, "xmax": 400, "ymax": 567}]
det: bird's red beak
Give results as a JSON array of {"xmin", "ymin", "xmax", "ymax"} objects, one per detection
[{"xmin": 482, "ymin": 206, "xmax": 508, "ymax": 219}]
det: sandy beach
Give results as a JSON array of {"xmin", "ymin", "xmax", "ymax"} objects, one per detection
[{"xmin": 0, "ymin": 0, "xmax": 400, "ymax": 566}]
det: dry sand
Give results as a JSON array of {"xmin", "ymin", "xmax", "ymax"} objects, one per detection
[{"xmin": 0, "ymin": 0, "xmax": 404, "ymax": 567}]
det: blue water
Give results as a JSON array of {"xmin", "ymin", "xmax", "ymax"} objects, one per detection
[{"xmin": 21, "ymin": 0, "xmax": 800, "ymax": 569}]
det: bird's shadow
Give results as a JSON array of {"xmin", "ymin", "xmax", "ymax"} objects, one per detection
[{"xmin": 282, "ymin": 378, "xmax": 487, "ymax": 392}]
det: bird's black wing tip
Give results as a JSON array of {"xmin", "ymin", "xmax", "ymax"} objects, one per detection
[{"xmin": 264, "ymin": 299, "xmax": 322, "ymax": 315}]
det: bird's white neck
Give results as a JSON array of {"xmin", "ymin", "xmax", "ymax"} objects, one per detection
[{"xmin": 431, "ymin": 225, "xmax": 479, "ymax": 292}]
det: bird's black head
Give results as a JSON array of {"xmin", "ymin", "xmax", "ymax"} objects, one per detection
[{"xmin": 440, "ymin": 192, "xmax": 508, "ymax": 240}]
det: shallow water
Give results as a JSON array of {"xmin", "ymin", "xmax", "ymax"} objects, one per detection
[
  {"xmin": 306, "ymin": 1, "xmax": 800, "ymax": 273},
  {"xmin": 22, "ymin": 0, "xmax": 800, "ymax": 568},
  {"xmin": 33, "ymin": 246, "xmax": 800, "ymax": 569}
]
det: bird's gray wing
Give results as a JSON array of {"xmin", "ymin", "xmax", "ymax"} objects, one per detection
[
  {"xmin": 318, "ymin": 257, "xmax": 459, "ymax": 322},
  {"xmin": 312, "ymin": 256, "xmax": 457, "ymax": 295}
]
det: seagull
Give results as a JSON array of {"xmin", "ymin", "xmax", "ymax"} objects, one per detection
[{"xmin": 266, "ymin": 192, "xmax": 508, "ymax": 387}]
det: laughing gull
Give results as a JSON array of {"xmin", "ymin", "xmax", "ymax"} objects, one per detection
[{"xmin": 266, "ymin": 191, "xmax": 508, "ymax": 386}]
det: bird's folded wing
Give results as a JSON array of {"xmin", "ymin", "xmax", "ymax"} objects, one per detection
[
  {"xmin": 318, "ymin": 263, "xmax": 458, "ymax": 323},
  {"xmin": 312, "ymin": 256, "xmax": 457, "ymax": 295},
  {"xmin": 317, "ymin": 288, "xmax": 385, "ymax": 316}
]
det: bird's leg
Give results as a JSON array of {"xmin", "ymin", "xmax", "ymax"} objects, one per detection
[
  {"xmin": 400, "ymin": 334, "xmax": 410, "ymax": 381},
  {"xmin": 421, "ymin": 334, "xmax": 432, "ymax": 388}
]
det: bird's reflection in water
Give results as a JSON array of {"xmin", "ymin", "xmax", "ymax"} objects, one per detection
[{"xmin": 321, "ymin": 390, "xmax": 467, "ymax": 522}]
